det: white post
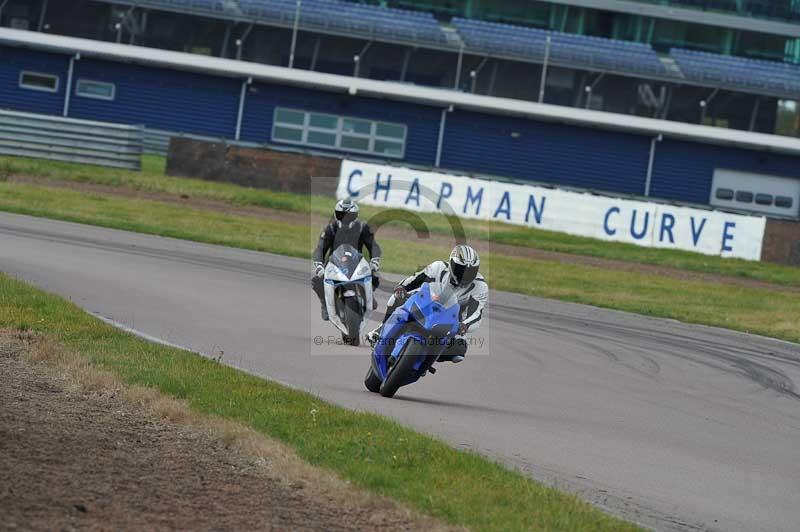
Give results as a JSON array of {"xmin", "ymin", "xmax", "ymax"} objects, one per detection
[
  {"xmin": 749, "ymin": 98, "xmax": 761, "ymax": 132},
  {"xmin": 289, "ymin": 0, "xmax": 301, "ymax": 69},
  {"xmin": 644, "ymin": 134, "xmax": 662, "ymax": 197},
  {"xmin": 0, "ymin": 0, "xmax": 10, "ymax": 23},
  {"xmin": 63, "ymin": 54, "xmax": 77, "ymax": 117},
  {"xmin": 453, "ymin": 43, "xmax": 464, "ymax": 90},
  {"xmin": 235, "ymin": 77, "xmax": 250, "ymax": 141},
  {"xmin": 37, "ymin": 0, "xmax": 48, "ymax": 31},
  {"xmin": 538, "ymin": 35, "xmax": 551, "ymax": 103},
  {"xmin": 235, "ymin": 24, "xmax": 253, "ymax": 61},
  {"xmin": 435, "ymin": 106, "xmax": 450, "ymax": 168}
]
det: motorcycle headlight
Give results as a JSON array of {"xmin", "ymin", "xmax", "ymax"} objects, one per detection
[{"xmin": 410, "ymin": 302, "xmax": 425, "ymax": 324}]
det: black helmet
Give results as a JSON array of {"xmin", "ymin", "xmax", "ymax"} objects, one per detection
[
  {"xmin": 449, "ymin": 244, "xmax": 479, "ymax": 287},
  {"xmin": 334, "ymin": 198, "xmax": 359, "ymax": 227}
]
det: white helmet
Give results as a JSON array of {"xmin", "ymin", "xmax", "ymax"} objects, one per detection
[
  {"xmin": 449, "ymin": 244, "xmax": 479, "ymax": 287},
  {"xmin": 334, "ymin": 198, "xmax": 359, "ymax": 227}
]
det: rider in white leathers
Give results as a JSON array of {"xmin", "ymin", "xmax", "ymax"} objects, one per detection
[{"xmin": 368, "ymin": 244, "xmax": 487, "ymax": 363}]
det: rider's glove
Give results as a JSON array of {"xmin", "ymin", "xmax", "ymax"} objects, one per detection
[
  {"xmin": 393, "ymin": 286, "xmax": 408, "ymax": 301},
  {"xmin": 314, "ymin": 262, "xmax": 324, "ymax": 277},
  {"xmin": 369, "ymin": 257, "xmax": 381, "ymax": 273},
  {"xmin": 457, "ymin": 322, "xmax": 469, "ymax": 335}
]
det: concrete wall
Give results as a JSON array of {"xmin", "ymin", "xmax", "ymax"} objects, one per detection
[{"xmin": 165, "ymin": 138, "xmax": 340, "ymax": 197}]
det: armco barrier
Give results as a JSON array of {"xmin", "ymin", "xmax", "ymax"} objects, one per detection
[{"xmin": 0, "ymin": 110, "xmax": 143, "ymax": 170}]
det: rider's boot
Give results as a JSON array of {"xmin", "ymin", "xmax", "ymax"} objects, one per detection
[{"xmin": 320, "ymin": 302, "xmax": 329, "ymax": 321}]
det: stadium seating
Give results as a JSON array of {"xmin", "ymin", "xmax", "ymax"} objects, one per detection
[
  {"xmin": 629, "ymin": 0, "xmax": 800, "ymax": 23},
  {"xmin": 238, "ymin": 0, "xmax": 447, "ymax": 45},
  {"xmin": 671, "ymin": 48, "xmax": 800, "ymax": 95},
  {"xmin": 92, "ymin": 0, "xmax": 800, "ymax": 98},
  {"xmin": 452, "ymin": 18, "xmax": 667, "ymax": 77},
  {"xmin": 97, "ymin": 0, "xmax": 447, "ymax": 45}
]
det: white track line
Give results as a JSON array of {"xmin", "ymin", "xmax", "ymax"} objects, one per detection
[{"xmin": 88, "ymin": 311, "xmax": 310, "ymax": 392}]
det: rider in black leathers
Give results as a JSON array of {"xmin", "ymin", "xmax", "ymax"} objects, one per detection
[{"xmin": 312, "ymin": 198, "xmax": 381, "ymax": 320}]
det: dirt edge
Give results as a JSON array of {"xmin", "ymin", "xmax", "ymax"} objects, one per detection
[{"xmin": 0, "ymin": 329, "xmax": 461, "ymax": 532}]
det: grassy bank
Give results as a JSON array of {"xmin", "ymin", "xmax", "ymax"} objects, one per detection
[
  {"xmin": 2, "ymin": 155, "xmax": 799, "ymax": 287},
  {"xmin": 0, "ymin": 180, "xmax": 798, "ymax": 343},
  {"xmin": 0, "ymin": 272, "xmax": 641, "ymax": 532}
]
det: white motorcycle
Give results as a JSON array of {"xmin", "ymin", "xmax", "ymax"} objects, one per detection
[{"xmin": 323, "ymin": 244, "xmax": 374, "ymax": 346}]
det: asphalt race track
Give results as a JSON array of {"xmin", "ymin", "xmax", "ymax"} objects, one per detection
[{"xmin": 1, "ymin": 212, "xmax": 799, "ymax": 532}]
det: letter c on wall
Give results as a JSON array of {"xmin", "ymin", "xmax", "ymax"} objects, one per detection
[{"xmin": 604, "ymin": 207, "xmax": 620, "ymax": 236}]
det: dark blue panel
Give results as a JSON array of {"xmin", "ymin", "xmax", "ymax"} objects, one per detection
[
  {"xmin": 0, "ymin": 46, "xmax": 68, "ymax": 116},
  {"xmin": 68, "ymin": 58, "xmax": 240, "ymax": 137},
  {"xmin": 651, "ymin": 139, "xmax": 800, "ymax": 204},
  {"xmin": 241, "ymin": 82, "xmax": 440, "ymax": 165},
  {"xmin": 440, "ymin": 110, "xmax": 652, "ymax": 195}
]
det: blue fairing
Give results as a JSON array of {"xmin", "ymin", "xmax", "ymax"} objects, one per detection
[{"xmin": 372, "ymin": 283, "xmax": 460, "ymax": 383}]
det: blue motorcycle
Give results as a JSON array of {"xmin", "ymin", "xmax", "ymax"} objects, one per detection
[{"xmin": 365, "ymin": 280, "xmax": 460, "ymax": 398}]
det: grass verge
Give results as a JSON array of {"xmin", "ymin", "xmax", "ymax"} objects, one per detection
[
  {"xmin": 0, "ymin": 272, "xmax": 642, "ymax": 532},
  {"xmin": 0, "ymin": 180, "xmax": 798, "ymax": 343},
  {"xmin": 2, "ymin": 154, "xmax": 799, "ymax": 287}
]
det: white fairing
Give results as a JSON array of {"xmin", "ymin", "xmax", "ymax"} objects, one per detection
[{"xmin": 323, "ymin": 256, "xmax": 373, "ymax": 337}]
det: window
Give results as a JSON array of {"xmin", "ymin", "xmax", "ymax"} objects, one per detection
[
  {"xmin": 19, "ymin": 71, "xmax": 59, "ymax": 93},
  {"xmin": 755, "ymin": 193, "xmax": 773, "ymax": 206},
  {"xmin": 715, "ymin": 188, "xmax": 734, "ymax": 200},
  {"xmin": 75, "ymin": 79, "xmax": 115, "ymax": 100},
  {"xmin": 271, "ymin": 107, "xmax": 407, "ymax": 158},
  {"xmin": 735, "ymin": 191, "xmax": 754, "ymax": 203},
  {"xmin": 775, "ymin": 196, "xmax": 794, "ymax": 209}
]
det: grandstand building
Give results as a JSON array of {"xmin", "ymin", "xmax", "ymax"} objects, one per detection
[
  {"xmin": 2, "ymin": 0, "xmax": 798, "ymax": 137},
  {"xmin": 0, "ymin": 1, "xmax": 799, "ymax": 220}
]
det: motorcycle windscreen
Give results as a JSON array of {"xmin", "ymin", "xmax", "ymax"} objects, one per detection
[
  {"xmin": 329, "ymin": 244, "xmax": 363, "ymax": 279},
  {"xmin": 412, "ymin": 282, "xmax": 460, "ymax": 332}
]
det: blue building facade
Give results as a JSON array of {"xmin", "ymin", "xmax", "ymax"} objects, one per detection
[{"xmin": 1, "ymin": 40, "xmax": 799, "ymax": 217}]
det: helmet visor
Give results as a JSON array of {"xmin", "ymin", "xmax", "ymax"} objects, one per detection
[
  {"xmin": 335, "ymin": 210, "xmax": 357, "ymax": 224},
  {"xmin": 450, "ymin": 260, "xmax": 478, "ymax": 287}
]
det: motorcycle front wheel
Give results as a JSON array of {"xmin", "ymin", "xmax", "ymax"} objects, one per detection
[
  {"xmin": 379, "ymin": 340, "xmax": 425, "ymax": 398},
  {"xmin": 364, "ymin": 366, "xmax": 381, "ymax": 393},
  {"xmin": 342, "ymin": 296, "xmax": 362, "ymax": 347}
]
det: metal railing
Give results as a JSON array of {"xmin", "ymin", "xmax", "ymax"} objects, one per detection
[{"xmin": 0, "ymin": 110, "xmax": 143, "ymax": 170}]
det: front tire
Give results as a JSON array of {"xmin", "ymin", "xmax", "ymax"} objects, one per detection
[
  {"xmin": 342, "ymin": 296, "xmax": 362, "ymax": 346},
  {"xmin": 364, "ymin": 366, "xmax": 381, "ymax": 393},
  {"xmin": 379, "ymin": 341, "xmax": 425, "ymax": 398}
]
